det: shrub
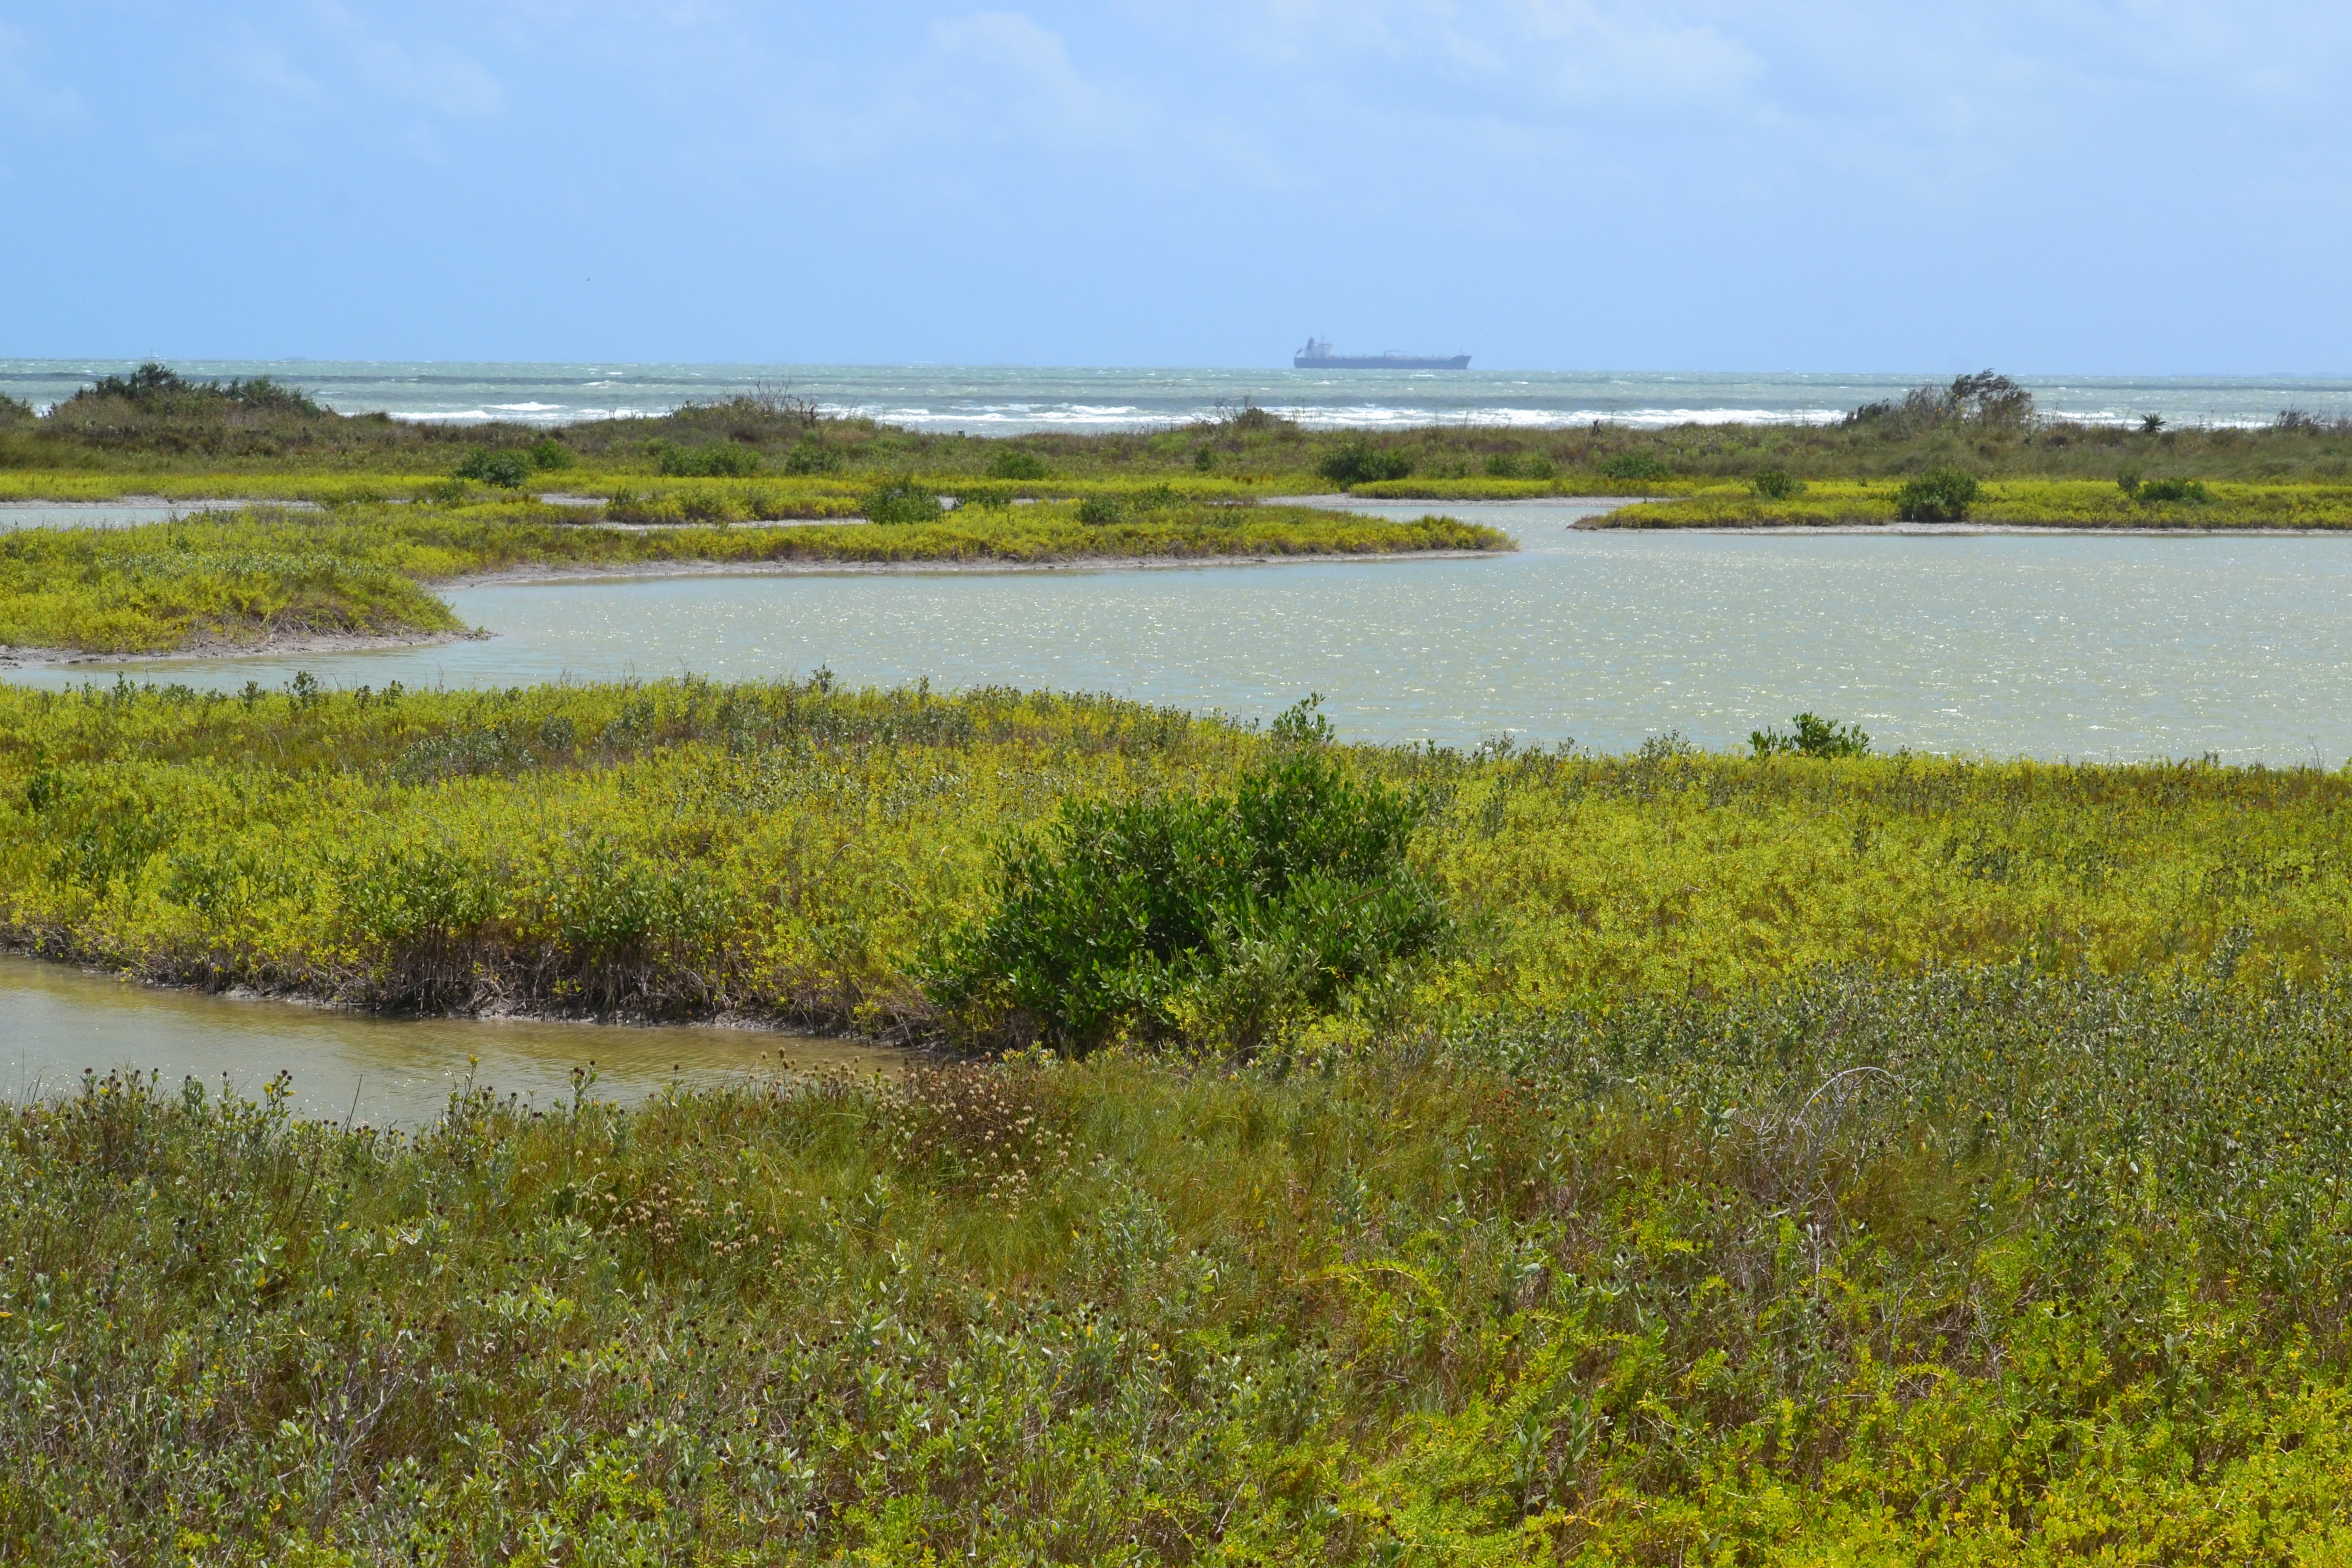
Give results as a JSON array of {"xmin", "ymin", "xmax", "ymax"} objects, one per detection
[
  {"xmin": 527, "ymin": 437, "xmax": 575, "ymax": 472},
  {"xmin": 1749, "ymin": 469, "xmax": 1805, "ymax": 500},
  {"xmin": 1316, "ymin": 438, "xmax": 1414, "ymax": 487},
  {"xmin": 861, "ymin": 481, "xmax": 944, "ymax": 526},
  {"xmin": 928, "ymin": 699, "xmax": 1446, "ymax": 1051},
  {"xmin": 953, "ymin": 484, "xmax": 1013, "ymax": 510},
  {"xmin": 2136, "ymin": 477, "xmax": 2211, "ymax": 504},
  {"xmin": 1750, "ymin": 712, "xmax": 1871, "ymax": 758},
  {"xmin": 1481, "ymin": 452, "xmax": 1556, "ymax": 480},
  {"xmin": 986, "ymin": 448, "xmax": 1049, "ymax": 480},
  {"xmin": 1892, "ymin": 467, "xmax": 1980, "ymax": 521},
  {"xmin": 1075, "ymin": 495, "xmax": 1128, "ymax": 526},
  {"xmin": 0, "ymin": 392, "xmax": 33, "ymax": 427},
  {"xmin": 782, "ymin": 442, "xmax": 843, "ymax": 475},
  {"xmin": 1191, "ymin": 446, "xmax": 1217, "ymax": 471},
  {"xmin": 652, "ymin": 441, "xmax": 762, "ymax": 478},
  {"xmin": 1597, "ymin": 452, "xmax": 1672, "ymax": 483},
  {"xmin": 453, "ymin": 448, "xmax": 532, "ymax": 489}
]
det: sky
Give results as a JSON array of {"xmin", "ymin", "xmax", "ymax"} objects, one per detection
[{"xmin": 1, "ymin": 2, "xmax": 2347, "ymax": 372}]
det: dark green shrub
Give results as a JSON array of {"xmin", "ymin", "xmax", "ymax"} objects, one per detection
[
  {"xmin": 453, "ymin": 448, "xmax": 532, "ymax": 488},
  {"xmin": 0, "ymin": 393, "xmax": 32, "ymax": 428},
  {"xmin": 986, "ymin": 448, "xmax": 1049, "ymax": 480},
  {"xmin": 1191, "ymin": 446, "xmax": 1217, "ymax": 471},
  {"xmin": 953, "ymin": 485, "xmax": 1013, "ymax": 510},
  {"xmin": 2117, "ymin": 470, "xmax": 2143, "ymax": 498},
  {"xmin": 862, "ymin": 481, "xmax": 943, "ymax": 526},
  {"xmin": 653, "ymin": 441, "xmax": 762, "ymax": 478},
  {"xmin": 1751, "ymin": 713, "xmax": 1871, "ymax": 759},
  {"xmin": 1892, "ymin": 467, "xmax": 1980, "ymax": 521},
  {"xmin": 783, "ymin": 442, "xmax": 843, "ymax": 475},
  {"xmin": 2136, "ymin": 477, "xmax": 2211, "ymax": 504},
  {"xmin": 926, "ymin": 700, "xmax": 1445, "ymax": 1052},
  {"xmin": 526, "ymin": 437, "xmax": 575, "ymax": 472},
  {"xmin": 1316, "ymin": 438, "xmax": 1414, "ymax": 487},
  {"xmin": 1749, "ymin": 469, "xmax": 1805, "ymax": 500},
  {"xmin": 1597, "ymin": 452, "xmax": 1672, "ymax": 483},
  {"xmin": 1075, "ymin": 495, "xmax": 1128, "ymax": 526},
  {"xmin": 1480, "ymin": 452, "xmax": 1555, "ymax": 480}
]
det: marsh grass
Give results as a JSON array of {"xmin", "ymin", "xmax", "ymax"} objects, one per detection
[
  {"xmin": 6, "ymin": 680, "xmax": 2352, "ymax": 1034},
  {"xmin": 1591, "ymin": 477, "xmax": 2352, "ymax": 528},
  {"xmin": 10, "ymin": 965, "xmax": 2352, "ymax": 1561},
  {"xmin": 0, "ymin": 504, "xmax": 1508, "ymax": 654}
]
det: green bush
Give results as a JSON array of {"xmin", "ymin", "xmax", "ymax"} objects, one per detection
[
  {"xmin": 1316, "ymin": 438, "xmax": 1414, "ymax": 487},
  {"xmin": 526, "ymin": 437, "xmax": 575, "ymax": 472},
  {"xmin": 1749, "ymin": 468, "xmax": 1805, "ymax": 500},
  {"xmin": 652, "ymin": 441, "xmax": 762, "ymax": 478},
  {"xmin": 2137, "ymin": 477, "xmax": 2212, "ymax": 504},
  {"xmin": 1751, "ymin": 712, "xmax": 1871, "ymax": 758},
  {"xmin": 452, "ymin": 448, "xmax": 531, "ymax": 488},
  {"xmin": 1075, "ymin": 495, "xmax": 1128, "ymax": 526},
  {"xmin": 782, "ymin": 442, "xmax": 843, "ymax": 475},
  {"xmin": 953, "ymin": 484, "xmax": 1013, "ymax": 510},
  {"xmin": 861, "ymin": 480, "xmax": 944, "ymax": 526},
  {"xmin": 1892, "ymin": 466, "xmax": 1981, "ymax": 521},
  {"xmin": 928, "ymin": 701, "xmax": 1445, "ymax": 1051},
  {"xmin": 986, "ymin": 448, "xmax": 1049, "ymax": 480},
  {"xmin": 1597, "ymin": 452, "xmax": 1672, "ymax": 483}
]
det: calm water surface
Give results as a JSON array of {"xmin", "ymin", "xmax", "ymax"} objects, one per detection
[
  {"xmin": 0, "ymin": 955, "xmax": 902, "ymax": 1126},
  {"xmin": 21, "ymin": 502, "xmax": 2352, "ymax": 764}
]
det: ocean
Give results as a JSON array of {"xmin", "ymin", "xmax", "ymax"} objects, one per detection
[{"xmin": 7, "ymin": 360, "xmax": 2351, "ymax": 432}]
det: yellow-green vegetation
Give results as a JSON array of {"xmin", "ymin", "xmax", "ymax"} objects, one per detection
[
  {"xmin": 0, "ymin": 504, "xmax": 1506, "ymax": 655},
  {"xmin": 4, "ymin": 679, "xmax": 2346, "ymax": 1030},
  {"xmin": 1593, "ymin": 477, "xmax": 2352, "ymax": 529},
  {"xmin": 12, "ymin": 683, "xmax": 2352, "ymax": 1556}
]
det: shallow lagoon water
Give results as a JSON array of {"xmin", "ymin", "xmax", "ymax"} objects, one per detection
[
  {"xmin": 0, "ymin": 955, "xmax": 902, "ymax": 1126},
  {"xmin": 13, "ymin": 501, "xmax": 2352, "ymax": 1108},
  {"xmin": 21, "ymin": 501, "xmax": 2352, "ymax": 764}
]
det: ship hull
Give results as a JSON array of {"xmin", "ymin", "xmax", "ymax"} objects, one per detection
[{"xmin": 1294, "ymin": 354, "xmax": 1471, "ymax": 371}]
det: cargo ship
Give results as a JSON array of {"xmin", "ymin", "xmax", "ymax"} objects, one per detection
[{"xmin": 1294, "ymin": 336, "xmax": 1471, "ymax": 371}]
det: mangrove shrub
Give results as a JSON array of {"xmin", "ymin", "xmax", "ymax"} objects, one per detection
[
  {"xmin": 1893, "ymin": 465, "xmax": 1981, "ymax": 521},
  {"xmin": 928, "ymin": 702, "xmax": 1445, "ymax": 1051},
  {"xmin": 452, "ymin": 448, "xmax": 532, "ymax": 488},
  {"xmin": 860, "ymin": 481, "xmax": 944, "ymax": 526},
  {"xmin": 1316, "ymin": 438, "xmax": 1413, "ymax": 487},
  {"xmin": 1750, "ymin": 711, "xmax": 1871, "ymax": 758}
]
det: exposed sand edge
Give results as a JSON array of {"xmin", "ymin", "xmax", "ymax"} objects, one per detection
[
  {"xmin": 438, "ymin": 546, "xmax": 1508, "ymax": 588},
  {"xmin": 0, "ymin": 626, "xmax": 478, "ymax": 670}
]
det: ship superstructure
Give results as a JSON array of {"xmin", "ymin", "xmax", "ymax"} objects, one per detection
[{"xmin": 1294, "ymin": 336, "xmax": 1471, "ymax": 371}]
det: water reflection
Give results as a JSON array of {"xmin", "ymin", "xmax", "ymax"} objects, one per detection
[{"xmin": 0, "ymin": 954, "xmax": 902, "ymax": 1124}]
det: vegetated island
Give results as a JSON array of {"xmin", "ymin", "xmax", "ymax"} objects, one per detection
[
  {"xmin": 9, "ymin": 675, "xmax": 2352, "ymax": 1555},
  {"xmin": 0, "ymin": 501, "xmax": 1507, "ymax": 659}
]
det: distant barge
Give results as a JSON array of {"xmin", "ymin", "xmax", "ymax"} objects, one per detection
[{"xmin": 1294, "ymin": 336, "xmax": 1470, "ymax": 371}]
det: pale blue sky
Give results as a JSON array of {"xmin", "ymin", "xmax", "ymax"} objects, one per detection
[{"xmin": 3, "ymin": 3, "xmax": 2346, "ymax": 371}]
